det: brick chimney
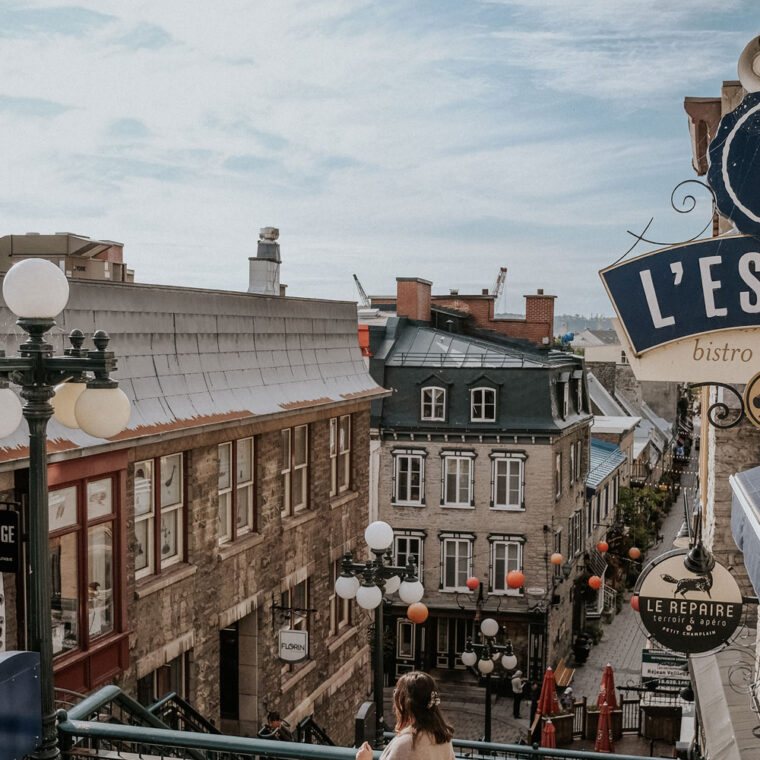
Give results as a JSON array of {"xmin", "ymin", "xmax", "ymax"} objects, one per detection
[
  {"xmin": 524, "ymin": 289, "xmax": 556, "ymax": 344},
  {"xmin": 396, "ymin": 277, "xmax": 432, "ymax": 322}
]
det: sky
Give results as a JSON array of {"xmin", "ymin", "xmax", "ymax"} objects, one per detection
[{"xmin": 0, "ymin": 1, "xmax": 757, "ymax": 315}]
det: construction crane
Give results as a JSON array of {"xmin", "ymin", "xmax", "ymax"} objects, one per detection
[
  {"xmin": 353, "ymin": 274, "xmax": 371, "ymax": 308},
  {"xmin": 490, "ymin": 267, "xmax": 507, "ymax": 298}
]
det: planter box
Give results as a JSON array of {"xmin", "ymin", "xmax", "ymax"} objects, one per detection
[
  {"xmin": 642, "ymin": 705, "xmax": 681, "ymax": 742},
  {"xmin": 543, "ymin": 713, "xmax": 574, "ymax": 746},
  {"xmin": 584, "ymin": 709, "xmax": 623, "ymax": 741}
]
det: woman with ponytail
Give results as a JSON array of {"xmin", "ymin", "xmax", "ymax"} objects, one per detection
[{"xmin": 356, "ymin": 672, "xmax": 454, "ymax": 760}]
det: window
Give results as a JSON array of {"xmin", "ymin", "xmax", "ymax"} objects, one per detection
[
  {"xmin": 441, "ymin": 536, "xmax": 472, "ymax": 590},
  {"xmin": 281, "ymin": 425, "xmax": 309, "ymax": 516},
  {"xmin": 470, "ymin": 388, "xmax": 496, "ymax": 422},
  {"xmin": 218, "ymin": 437, "xmax": 255, "ymax": 543},
  {"xmin": 491, "ymin": 454, "xmax": 524, "ymax": 510},
  {"xmin": 137, "ymin": 652, "xmax": 191, "ymax": 705},
  {"xmin": 562, "ymin": 382, "xmax": 569, "ymax": 418},
  {"xmin": 575, "ymin": 440, "xmax": 583, "ymax": 481},
  {"xmin": 330, "ymin": 415, "xmax": 351, "ymax": 495},
  {"xmin": 442, "ymin": 453, "xmax": 474, "ymax": 507},
  {"xmin": 490, "ymin": 539, "xmax": 523, "ymax": 595},
  {"xmin": 586, "ymin": 499, "xmax": 593, "ymax": 537},
  {"xmin": 603, "ymin": 484, "xmax": 609, "ymax": 518},
  {"xmin": 595, "ymin": 494, "xmax": 601, "ymax": 526},
  {"xmin": 568, "ymin": 511, "xmax": 582, "ymax": 557},
  {"xmin": 329, "ymin": 560, "xmax": 351, "ymax": 635},
  {"xmin": 394, "ymin": 532, "xmax": 424, "ymax": 575},
  {"xmin": 553, "ymin": 529, "xmax": 562, "ymax": 578},
  {"xmin": 134, "ymin": 453, "xmax": 184, "ymax": 577},
  {"xmin": 569, "ymin": 445, "xmax": 575, "ymax": 485},
  {"xmin": 555, "ymin": 453, "xmax": 562, "ymax": 499},
  {"xmin": 393, "ymin": 452, "xmax": 425, "ymax": 505},
  {"xmin": 421, "ymin": 387, "xmax": 446, "ymax": 421},
  {"xmin": 576, "ymin": 377, "xmax": 584, "ymax": 411},
  {"xmin": 49, "ymin": 476, "xmax": 118, "ymax": 658}
]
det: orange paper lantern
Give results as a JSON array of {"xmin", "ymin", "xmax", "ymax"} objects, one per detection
[
  {"xmin": 588, "ymin": 575, "xmax": 603, "ymax": 590},
  {"xmin": 506, "ymin": 570, "xmax": 525, "ymax": 589},
  {"xmin": 597, "ymin": 541, "xmax": 609, "ymax": 553},
  {"xmin": 466, "ymin": 576, "xmax": 480, "ymax": 591},
  {"xmin": 550, "ymin": 552, "xmax": 564, "ymax": 566},
  {"xmin": 629, "ymin": 546, "xmax": 641, "ymax": 560},
  {"xmin": 630, "ymin": 595, "xmax": 639, "ymax": 612},
  {"xmin": 407, "ymin": 602, "xmax": 429, "ymax": 624}
]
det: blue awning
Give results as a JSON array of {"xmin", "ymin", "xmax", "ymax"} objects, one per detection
[{"xmin": 729, "ymin": 465, "xmax": 760, "ymax": 597}]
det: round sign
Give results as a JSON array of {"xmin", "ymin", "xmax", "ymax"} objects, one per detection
[
  {"xmin": 707, "ymin": 91, "xmax": 760, "ymax": 236},
  {"xmin": 638, "ymin": 551, "xmax": 743, "ymax": 654},
  {"xmin": 743, "ymin": 370, "xmax": 760, "ymax": 429}
]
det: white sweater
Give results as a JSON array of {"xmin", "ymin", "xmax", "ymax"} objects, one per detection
[{"xmin": 380, "ymin": 728, "xmax": 455, "ymax": 760}]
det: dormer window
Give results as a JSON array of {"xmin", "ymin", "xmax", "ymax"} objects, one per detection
[
  {"xmin": 470, "ymin": 387, "xmax": 496, "ymax": 422},
  {"xmin": 421, "ymin": 387, "xmax": 446, "ymax": 421}
]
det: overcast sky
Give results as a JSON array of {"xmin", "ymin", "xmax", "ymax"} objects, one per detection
[{"xmin": 1, "ymin": 1, "xmax": 756, "ymax": 314}]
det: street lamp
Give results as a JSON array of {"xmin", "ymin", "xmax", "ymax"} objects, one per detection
[
  {"xmin": 462, "ymin": 617, "xmax": 518, "ymax": 742},
  {"xmin": 0, "ymin": 258, "xmax": 131, "ymax": 760},
  {"xmin": 334, "ymin": 520, "xmax": 423, "ymax": 746}
]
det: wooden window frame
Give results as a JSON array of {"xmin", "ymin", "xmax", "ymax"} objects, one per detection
[
  {"xmin": 330, "ymin": 415, "xmax": 352, "ymax": 496},
  {"xmin": 281, "ymin": 425, "xmax": 310, "ymax": 516},
  {"xmin": 218, "ymin": 437, "xmax": 256, "ymax": 544}
]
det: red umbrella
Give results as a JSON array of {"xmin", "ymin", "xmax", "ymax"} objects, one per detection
[
  {"xmin": 594, "ymin": 702, "xmax": 615, "ymax": 753},
  {"xmin": 536, "ymin": 667, "xmax": 560, "ymax": 716},
  {"xmin": 540, "ymin": 718, "xmax": 556, "ymax": 748},
  {"xmin": 597, "ymin": 663, "xmax": 618, "ymax": 710}
]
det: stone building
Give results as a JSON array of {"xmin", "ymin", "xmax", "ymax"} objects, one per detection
[
  {"xmin": 0, "ymin": 234, "xmax": 386, "ymax": 745},
  {"xmin": 366, "ymin": 277, "xmax": 593, "ymax": 683}
]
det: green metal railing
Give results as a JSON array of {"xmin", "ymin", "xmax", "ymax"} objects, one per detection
[{"xmin": 57, "ymin": 686, "xmax": 667, "ymax": 760}]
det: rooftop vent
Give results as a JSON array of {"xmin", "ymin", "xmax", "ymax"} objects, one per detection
[
  {"xmin": 249, "ymin": 225, "xmax": 281, "ymax": 295},
  {"xmin": 449, "ymin": 289, "xmax": 459, "ymax": 295}
]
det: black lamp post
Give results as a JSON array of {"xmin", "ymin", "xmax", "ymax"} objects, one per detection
[
  {"xmin": 0, "ymin": 258, "xmax": 131, "ymax": 760},
  {"xmin": 461, "ymin": 617, "xmax": 518, "ymax": 742},
  {"xmin": 334, "ymin": 520, "xmax": 424, "ymax": 747}
]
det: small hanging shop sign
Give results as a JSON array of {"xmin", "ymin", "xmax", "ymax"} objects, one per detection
[
  {"xmin": 637, "ymin": 551, "xmax": 743, "ymax": 654},
  {"xmin": 278, "ymin": 629, "xmax": 309, "ymax": 662}
]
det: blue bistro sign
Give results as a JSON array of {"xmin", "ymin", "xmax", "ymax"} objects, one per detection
[{"xmin": 600, "ymin": 234, "xmax": 760, "ymax": 355}]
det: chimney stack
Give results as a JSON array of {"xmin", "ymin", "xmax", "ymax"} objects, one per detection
[
  {"xmin": 524, "ymin": 289, "xmax": 557, "ymax": 345},
  {"xmin": 248, "ymin": 227, "xmax": 281, "ymax": 295},
  {"xmin": 396, "ymin": 277, "xmax": 432, "ymax": 322}
]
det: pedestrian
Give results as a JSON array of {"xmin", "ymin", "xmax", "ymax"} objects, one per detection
[
  {"xmin": 560, "ymin": 687, "xmax": 574, "ymax": 711},
  {"xmin": 528, "ymin": 681, "xmax": 540, "ymax": 723},
  {"xmin": 511, "ymin": 670, "xmax": 527, "ymax": 719},
  {"xmin": 263, "ymin": 710, "xmax": 293, "ymax": 741},
  {"xmin": 356, "ymin": 671, "xmax": 454, "ymax": 760}
]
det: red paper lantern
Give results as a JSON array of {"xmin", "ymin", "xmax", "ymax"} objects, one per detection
[
  {"xmin": 466, "ymin": 576, "xmax": 480, "ymax": 591},
  {"xmin": 588, "ymin": 575, "xmax": 603, "ymax": 590},
  {"xmin": 407, "ymin": 602, "xmax": 429, "ymax": 624},
  {"xmin": 550, "ymin": 552, "xmax": 564, "ymax": 566},
  {"xmin": 597, "ymin": 541, "xmax": 609, "ymax": 553},
  {"xmin": 630, "ymin": 595, "xmax": 639, "ymax": 611},
  {"xmin": 506, "ymin": 570, "xmax": 525, "ymax": 589},
  {"xmin": 629, "ymin": 546, "xmax": 641, "ymax": 560}
]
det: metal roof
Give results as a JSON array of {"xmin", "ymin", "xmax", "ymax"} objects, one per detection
[
  {"xmin": 586, "ymin": 437, "xmax": 626, "ymax": 491},
  {"xmin": 0, "ymin": 278, "xmax": 385, "ymax": 464}
]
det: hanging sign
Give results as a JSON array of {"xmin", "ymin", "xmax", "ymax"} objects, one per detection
[
  {"xmin": 641, "ymin": 649, "xmax": 689, "ymax": 688},
  {"xmin": 743, "ymin": 371, "xmax": 760, "ymax": 429},
  {"xmin": 0, "ymin": 510, "xmax": 19, "ymax": 573},
  {"xmin": 278, "ymin": 629, "xmax": 309, "ymax": 662},
  {"xmin": 637, "ymin": 551, "xmax": 743, "ymax": 654}
]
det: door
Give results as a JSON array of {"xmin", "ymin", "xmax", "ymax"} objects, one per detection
[
  {"xmin": 220, "ymin": 623, "xmax": 239, "ymax": 720},
  {"xmin": 528, "ymin": 624, "xmax": 545, "ymax": 682},
  {"xmin": 396, "ymin": 619, "xmax": 415, "ymax": 677}
]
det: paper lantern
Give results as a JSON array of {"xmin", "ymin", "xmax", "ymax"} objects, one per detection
[
  {"xmin": 588, "ymin": 575, "xmax": 602, "ymax": 590},
  {"xmin": 466, "ymin": 576, "xmax": 480, "ymax": 591},
  {"xmin": 407, "ymin": 602, "xmax": 429, "ymax": 624},
  {"xmin": 550, "ymin": 552, "xmax": 563, "ymax": 566},
  {"xmin": 629, "ymin": 546, "xmax": 641, "ymax": 560},
  {"xmin": 630, "ymin": 595, "xmax": 639, "ymax": 612},
  {"xmin": 506, "ymin": 570, "xmax": 525, "ymax": 589},
  {"xmin": 597, "ymin": 541, "xmax": 609, "ymax": 553}
]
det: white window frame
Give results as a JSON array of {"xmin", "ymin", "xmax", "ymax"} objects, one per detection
[
  {"xmin": 575, "ymin": 440, "xmax": 583, "ymax": 481},
  {"xmin": 218, "ymin": 442, "xmax": 233, "ymax": 544},
  {"xmin": 568, "ymin": 510, "xmax": 582, "ymax": 557},
  {"xmin": 330, "ymin": 415, "xmax": 351, "ymax": 496},
  {"xmin": 281, "ymin": 425, "xmax": 309, "ymax": 516},
  {"xmin": 470, "ymin": 387, "xmax": 496, "ymax": 422},
  {"xmin": 569, "ymin": 444, "xmax": 575, "ymax": 485},
  {"xmin": 235, "ymin": 437, "xmax": 255, "ymax": 535},
  {"xmin": 555, "ymin": 452, "xmax": 562, "ymax": 499},
  {"xmin": 421, "ymin": 386, "xmax": 446, "ymax": 421},
  {"xmin": 392, "ymin": 451, "xmax": 425, "ymax": 506},
  {"xmin": 576, "ymin": 377, "xmax": 583, "ymax": 411},
  {"xmin": 441, "ymin": 536, "xmax": 473, "ymax": 591},
  {"xmin": 394, "ymin": 532, "xmax": 424, "ymax": 575},
  {"xmin": 562, "ymin": 382, "xmax": 570, "ymax": 418},
  {"xmin": 158, "ymin": 453, "xmax": 184, "ymax": 570},
  {"xmin": 441, "ymin": 453, "xmax": 475, "ymax": 508},
  {"xmin": 134, "ymin": 460, "xmax": 155, "ymax": 579},
  {"xmin": 490, "ymin": 453, "xmax": 525, "ymax": 510},
  {"xmin": 490, "ymin": 538, "xmax": 523, "ymax": 596}
]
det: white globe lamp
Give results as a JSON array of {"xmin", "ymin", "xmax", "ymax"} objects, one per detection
[
  {"xmin": 0, "ymin": 388, "xmax": 22, "ymax": 438},
  {"xmin": 2, "ymin": 258, "xmax": 69, "ymax": 318},
  {"xmin": 399, "ymin": 578, "xmax": 424, "ymax": 604},
  {"xmin": 480, "ymin": 617, "xmax": 499, "ymax": 638},
  {"xmin": 356, "ymin": 583, "xmax": 383, "ymax": 610},
  {"xmin": 502, "ymin": 653, "xmax": 518, "ymax": 670},
  {"xmin": 461, "ymin": 650, "xmax": 477, "ymax": 667},
  {"xmin": 75, "ymin": 386, "xmax": 131, "ymax": 439},
  {"xmin": 52, "ymin": 381, "xmax": 87, "ymax": 429},
  {"xmin": 384, "ymin": 574, "xmax": 401, "ymax": 594},
  {"xmin": 365, "ymin": 521, "xmax": 393, "ymax": 551},
  {"xmin": 477, "ymin": 657, "xmax": 495, "ymax": 674},
  {"xmin": 335, "ymin": 573, "xmax": 360, "ymax": 600}
]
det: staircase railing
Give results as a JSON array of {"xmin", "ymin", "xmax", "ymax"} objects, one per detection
[
  {"xmin": 296, "ymin": 715, "xmax": 335, "ymax": 745},
  {"xmin": 149, "ymin": 690, "xmax": 222, "ymax": 734}
]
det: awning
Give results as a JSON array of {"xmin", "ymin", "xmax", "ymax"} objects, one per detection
[{"xmin": 730, "ymin": 466, "xmax": 760, "ymax": 597}]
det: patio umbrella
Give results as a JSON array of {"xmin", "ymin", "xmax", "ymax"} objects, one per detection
[
  {"xmin": 597, "ymin": 663, "xmax": 618, "ymax": 710},
  {"xmin": 540, "ymin": 718, "xmax": 556, "ymax": 748},
  {"xmin": 536, "ymin": 667, "xmax": 560, "ymax": 716},
  {"xmin": 594, "ymin": 701, "xmax": 615, "ymax": 754}
]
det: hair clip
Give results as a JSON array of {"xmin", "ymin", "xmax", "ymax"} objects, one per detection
[{"xmin": 427, "ymin": 690, "xmax": 440, "ymax": 708}]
